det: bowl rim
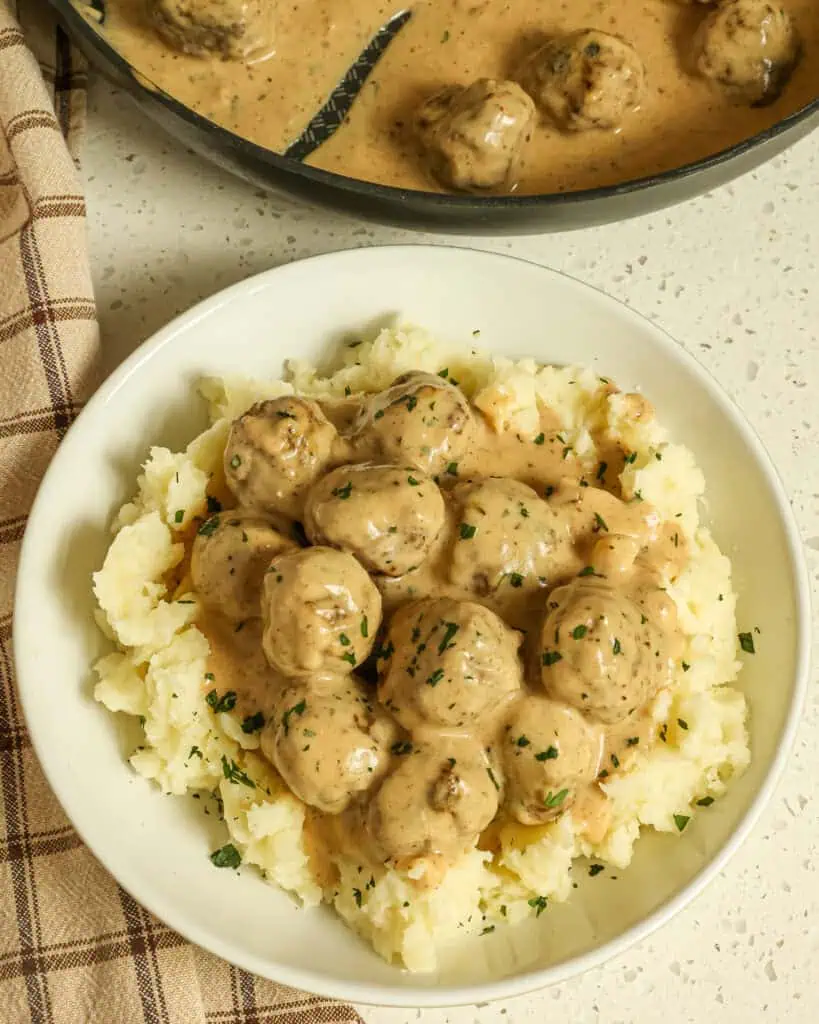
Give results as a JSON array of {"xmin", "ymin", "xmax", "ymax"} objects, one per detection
[
  {"xmin": 13, "ymin": 245, "xmax": 812, "ymax": 1008},
  {"xmin": 54, "ymin": 0, "xmax": 819, "ymax": 212}
]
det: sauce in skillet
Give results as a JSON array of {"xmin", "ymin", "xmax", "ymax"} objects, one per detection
[{"xmin": 78, "ymin": 0, "xmax": 818, "ymax": 194}]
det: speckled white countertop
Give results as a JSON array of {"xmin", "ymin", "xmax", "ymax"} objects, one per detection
[{"xmin": 84, "ymin": 76, "xmax": 819, "ymax": 1024}]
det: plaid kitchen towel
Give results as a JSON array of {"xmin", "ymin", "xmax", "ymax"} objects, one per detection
[{"xmin": 0, "ymin": 3, "xmax": 365, "ymax": 1020}]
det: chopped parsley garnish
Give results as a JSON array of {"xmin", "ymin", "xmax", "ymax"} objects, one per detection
[
  {"xmin": 360, "ymin": 616, "xmax": 369, "ymax": 638},
  {"xmin": 221, "ymin": 756, "xmax": 255, "ymax": 789},
  {"xmin": 481, "ymin": 926, "xmax": 495, "ymax": 935},
  {"xmin": 390, "ymin": 741, "xmax": 413, "ymax": 755},
  {"xmin": 206, "ymin": 495, "xmax": 222, "ymax": 515},
  {"xmin": 528, "ymin": 895, "xmax": 548, "ymax": 916},
  {"xmin": 198, "ymin": 516, "xmax": 220, "ymax": 537},
  {"xmin": 673, "ymin": 814, "xmax": 690, "ymax": 832},
  {"xmin": 509, "ymin": 572, "xmax": 524, "ymax": 588},
  {"xmin": 596, "ymin": 461, "xmax": 608, "ymax": 481},
  {"xmin": 437, "ymin": 367, "xmax": 449, "ymax": 379},
  {"xmin": 241, "ymin": 712, "xmax": 265, "ymax": 734},
  {"xmin": 282, "ymin": 699, "xmax": 307, "ymax": 735},
  {"xmin": 339, "ymin": 633, "xmax": 351, "ymax": 647},
  {"xmin": 210, "ymin": 844, "xmax": 241, "ymax": 869},
  {"xmin": 738, "ymin": 632, "xmax": 756, "ymax": 654},
  {"xmin": 332, "ymin": 481, "xmax": 353, "ymax": 500},
  {"xmin": 626, "ymin": 736, "xmax": 639, "ymax": 747},
  {"xmin": 407, "ymin": 475, "xmax": 421, "ymax": 486},
  {"xmin": 697, "ymin": 797, "xmax": 715, "ymax": 807},
  {"xmin": 373, "ymin": 409, "xmax": 385, "ymax": 420},
  {"xmin": 276, "ymin": 410, "xmax": 296, "ymax": 419},
  {"xmin": 438, "ymin": 621, "xmax": 460, "ymax": 653},
  {"xmin": 376, "ymin": 641, "xmax": 395, "ymax": 661},
  {"xmin": 677, "ymin": 718, "xmax": 689, "ymax": 731},
  {"xmin": 446, "ymin": 461, "xmax": 459, "ymax": 476},
  {"xmin": 681, "ymin": 661, "xmax": 691, "ymax": 672},
  {"xmin": 659, "ymin": 723, "xmax": 668, "ymax": 743},
  {"xmin": 588, "ymin": 864, "xmax": 605, "ymax": 877},
  {"xmin": 486, "ymin": 766, "xmax": 500, "ymax": 791},
  {"xmin": 593, "ymin": 512, "xmax": 609, "ymax": 533},
  {"xmin": 341, "ymin": 652, "xmax": 357, "ymax": 666},
  {"xmin": 403, "ymin": 395, "xmax": 418, "ymax": 412},
  {"xmin": 544, "ymin": 788, "xmax": 569, "ymax": 808},
  {"xmin": 612, "ymin": 637, "xmax": 622, "ymax": 655},
  {"xmin": 535, "ymin": 746, "xmax": 559, "ymax": 761},
  {"xmin": 515, "ymin": 735, "xmax": 531, "ymax": 748},
  {"xmin": 571, "ymin": 625, "xmax": 588, "ymax": 640},
  {"xmin": 542, "ymin": 651, "xmax": 562, "ymax": 667},
  {"xmin": 188, "ymin": 745, "xmax": 202, "ymax": 760},
  {"xmin": 352, "ymin": 888, "xmax": 363, "ymax": 907},
  {"xmin": 611, "ymin": 753, "xmax": 620, "ymax": 768},
  {"xmin": 206, "ymin": 690, "xmax": 237, "ymax": 713},
  {"xmin": 459, "ymin": 523, "xmax": 477, "ymax": 540},
  {"xmin": 624, "ymin": 452, "xmax": 637, "ymax": 464},
  {"xmin": 577, "ymin": 566, "xmax": 599, "ymax": 578},
  {"xmin": 174, "ymin": 509, "xmax": 184, "ymax": 524},
  {"xmin": 426, "ymin": 668, "xmax": 444, "ymax": 687},
  {"xmin": 534, "ymin": 432, "xmax": 545, "ymax": 446}
]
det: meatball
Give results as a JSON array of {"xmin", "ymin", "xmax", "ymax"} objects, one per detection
[
  {"xmin": 540, "ymin": 579, "xmax": 682, "ymax": 724},
  {"xmin": 261, "ymin": 678, "xmax": 393, "ymax": 814},
  {"xmin": 357, "ymin": 372, "xmax": 474, "ymax": 476},
  {"xmin": 224, "ymin": 397, "xmax": 338, "ymax": 520},
  {"xmin": 415, "ymin": 78, "xmax": 535, "ymax": 191},
  {"xmin": 378, "ymin": 597, "xmax": 523, "ymax": 730},
  {"xmin": 261, "ymin": 547, "xmax": 381, "ymax": 677},
  {"xmin": 150, "ymin": 0, "xmax": 268, "ymax": 60},
  {"xmin": 367, "ymin": 739, "xmax": 499, "ymax": 865},
  {"xmin": 304, "ymin": 463, "xmax": 446, "ymax": 577},
  {"xmin": 503, "ymin": 698, "xmax": 603, "ymax": 825},
  {"xmin": 695, "ymin": 0, "xmax": 800, "ymax": 105},
  {"xmin": 449, "ymin": 477, "xmax": 574, "ymax": 596},
  {"xmin": 519, "ymin": 29, "xmax": 645, "ymax": 131},
  {"xmin": 191, "ymin": 511, "xmax": 297, "ymax": 622}
]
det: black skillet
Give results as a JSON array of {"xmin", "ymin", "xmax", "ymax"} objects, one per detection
[{"xmin": 50, "ymin": 0, "xmax": 819, "ymax": 234}]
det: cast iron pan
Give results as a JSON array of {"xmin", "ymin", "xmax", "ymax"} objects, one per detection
[{"xmin": 52, "ymin": 0, "xmax": 819, "ymax": 234}]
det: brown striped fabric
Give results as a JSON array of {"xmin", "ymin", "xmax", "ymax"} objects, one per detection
[{"xmin": 0, "ymin": 3, "xmax": 365, "ymax": 1020}]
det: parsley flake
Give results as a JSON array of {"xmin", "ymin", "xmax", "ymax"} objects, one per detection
[
  {"xmin": 282, "ymin": 700, "xmax": 307, "ymax": 735},
  {"xmin": 241, "ymin": 712, "xmax": 265, "ymax": 734},
  {"xmin": 210, "ymin": 844, "xmax": 241, "ymax": 869},
  {"xmin": 535, "ymin": 746, "xmax": 559, "ymax": 761}
]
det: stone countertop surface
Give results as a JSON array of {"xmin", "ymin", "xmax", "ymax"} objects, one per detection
[{"xmin": 84, "ymin": 76, "xmax": 818, "ymax": 1024}]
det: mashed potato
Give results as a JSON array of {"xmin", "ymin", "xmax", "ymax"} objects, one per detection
[{"xmin": 92, "ymin": 324, "xmax": 749, "ymax": 972}]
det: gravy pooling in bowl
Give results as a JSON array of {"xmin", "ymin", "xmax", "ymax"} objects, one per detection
[{"xmin": 81, "ymin": 0, "xmax": 818, "ymax": 195}]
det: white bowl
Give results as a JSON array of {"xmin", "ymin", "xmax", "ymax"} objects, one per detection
[{"xmin": 14, "ymin": 245, "xmax": 810, "ymax": 1008}]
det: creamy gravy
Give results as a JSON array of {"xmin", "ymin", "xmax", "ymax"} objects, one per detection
[
  {"xmin": 190, "ymin": 370, "xmax": 689, "ymax": 887},
  {"xmin": 80, "ymin": 0, "xmax": 818, "ymax": 194}
]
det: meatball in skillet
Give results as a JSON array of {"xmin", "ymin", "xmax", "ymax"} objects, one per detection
[
  {"xmin": 150, "ymin": 0, "xmax": 269, "ymax": 60},
  {"xmin": 519, "ymin": 29, "xmax": 645, "ymax": 132},
  {"xmin": 695, "ymin": 0, "xmax": 800, "ymax": 105},
  {"xmin": 415, "ymin": 78, "xmax": 535, "ymax": 191}
]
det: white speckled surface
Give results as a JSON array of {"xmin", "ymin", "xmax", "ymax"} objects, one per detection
[{"xmin": 84, "ymin": 77, "xmax": 818, "ymax": 1024}]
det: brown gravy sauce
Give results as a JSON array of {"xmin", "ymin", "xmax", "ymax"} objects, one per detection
[
  {"xmin": 191, "ymin": 379, "xmax": 688, "ymax": 889},
  {"xmin": 79, "ymin": 0, "xmax": 818, "ymax": 194}
]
